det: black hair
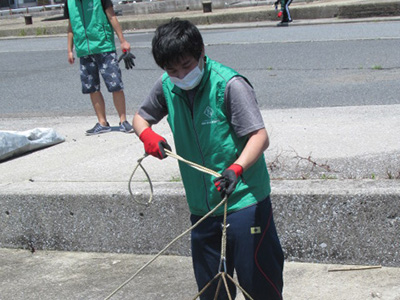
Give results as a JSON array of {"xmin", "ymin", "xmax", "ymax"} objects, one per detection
[{"xmin": 152, "ymin": 19, "xmax": 204, "ymax": 69}]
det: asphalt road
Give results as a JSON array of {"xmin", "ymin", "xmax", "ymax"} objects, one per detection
[
  {"xmin": 0, "ymin": 18, "xmax": 400, "ymax": 300},
  {"xmin": 0, "ymin": 20, "xmax": 399, "ymax": 117}
]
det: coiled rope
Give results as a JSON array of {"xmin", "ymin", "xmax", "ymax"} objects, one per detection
[
  {"xmin": 104, "ymin": 149, "xmax": 254, "ymax": 300},
  {"xmin": 128, "ymin": 149, "xmax": 221, "ymax": 206}
]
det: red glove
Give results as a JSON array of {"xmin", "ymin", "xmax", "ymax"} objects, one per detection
[
  {"xmin": 139, "ymin": 127, "xmax": 171, "ymax": 159},
  {"xmin": 213, "ymin": 164, "xmax": 243, "ymax": 198},
  {"xmin": 277, "ymin": 11, "xmax": 283, "ymax": 18}
]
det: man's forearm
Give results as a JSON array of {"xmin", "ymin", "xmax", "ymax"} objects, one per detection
[
  {"xmin": 110, "ymin": 17, "xmax": 126, "ymax": 43},
  {"xmin": 106, "ymin": 7, "xmax": 126, "ymax": 43},
  {"xmin": 67, "ymin": 22, "xmax": 74, "ymax": 52},
  {"xmin": 234, "ymin": 128, "xmax": 269, "ymax": 171},
  {"xmin": 106, "ymin": 7, "xmax": 130, "ymax": 52},
  {"xmin": 133, "ymin": 113, "xmax": 151, "ymax": 137},
  {"xmin": 67, "ymin": 33, "xmax": 74, "ymax": 52}
]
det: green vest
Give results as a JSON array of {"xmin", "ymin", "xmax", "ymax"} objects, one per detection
[
  {"xmin": 162, "ymin": 57, "xmax": 271, "ymax": 216},
  {"xmin": 68, "ymin": 0, "xmax": 116, "ymax": 57}
]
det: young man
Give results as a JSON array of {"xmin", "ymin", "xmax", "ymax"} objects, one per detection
[
  {"xmin": 65, "ymin": 0, "xmax": 134, "ymax": 135},
  {"xmin": 133, "ymin": 19, "xmax": 284, "ymax": 300}
]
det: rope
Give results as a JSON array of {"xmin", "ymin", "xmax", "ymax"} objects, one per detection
[
  {"xmin": 220, "ymin": 200, "xmax": 228, "ymax": 273},
  {"xmin": 106, "ymin": 151, "xmax": 224, "ymax": 300},
  {"xmin": 104, "ymin": 196, "xmax": 227, "ymax": 300},
  {"xmin": 164, "ymin": 149, "xmax": 221, "ymax": 178},
  {"xmin": 108, "ymin": 150, "xmax": 254, "ymax": 300},
  {"xmin": 128, "ymin": 149, "xmax": 221, "ymax": 206},
  {"xmin": 128, "ymin": 154, "xmax": 153, "ymax": 206}
]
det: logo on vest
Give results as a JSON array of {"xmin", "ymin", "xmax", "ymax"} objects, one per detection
[
  {"xmin": 203, "ymin": 106, "xmax": 214, "ymax": 118},
  {"xmin": 88, "ymin": 0, "xmax": 94, "ymax": 11},
  {"xmin": 202, "ymin": 106, "xmax": 220, "ymax": 125}
]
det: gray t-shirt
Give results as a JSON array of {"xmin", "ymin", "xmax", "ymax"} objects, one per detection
[{"xmin": 138, "ymin": 75, "xmax": 265, "ymax": 138}]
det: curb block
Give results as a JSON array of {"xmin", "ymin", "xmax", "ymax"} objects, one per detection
[
  {"xmin": 1, "ymin": 180, "xmax": 399, "ymax": 267},
  {"xmin": 1, "ymin": 1, "xmax": 400, "ymax": 38}
]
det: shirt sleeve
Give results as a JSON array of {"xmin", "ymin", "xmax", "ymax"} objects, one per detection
[
  {"xmin": 225, "ymin": 76, "xmax": 265, "ymax": 138},
  {"xmin": 102, "ymin": 0, "xmax": 113, "ymax": 10},
  {"xmin": 63, "ymin": 0, "xmax": 69, "ymax": 19},
  {"xmin": 138, "ymin": 76, "xmax": 169, "ymax": 125}
]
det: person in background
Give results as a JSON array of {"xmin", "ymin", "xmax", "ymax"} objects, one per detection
[
  {"xmin": 275, "ymin": 0, "xmax": 293, "ymax": 26},
  {"xmin": 64, "ymin": 0, "xmax": 135, "ymax": 135},
  {"xmin": 133, "ymin": 19, "xmax": 284, "ymax": 300}
]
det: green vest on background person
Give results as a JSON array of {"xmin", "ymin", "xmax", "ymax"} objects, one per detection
[
  {"xmin": 67, "ymin": 0, "xmax": 116, "ymax": 57},
  {"xmin": 162, "ymin": 57, "xmax": 271, "ymax": 216}
]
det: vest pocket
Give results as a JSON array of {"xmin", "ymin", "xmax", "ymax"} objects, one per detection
[{"xmin": 102, "ymin": 24, "xmax": 110, "ymax": 41}]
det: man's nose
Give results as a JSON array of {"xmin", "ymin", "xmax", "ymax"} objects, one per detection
[{"xmin": 177, "ymin": 70, "xmax": 189, "ymax": 79}]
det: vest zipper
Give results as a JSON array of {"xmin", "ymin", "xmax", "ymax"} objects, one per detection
[
  {"xmin": 184, "ymin": 92, "xmax": 213, "ymax": 213},
  {"xmin": 79, "ymin": 0, "xmax": 91, "ymax": 54}
]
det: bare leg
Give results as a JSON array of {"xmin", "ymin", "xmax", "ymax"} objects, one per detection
[
  {"xmin": 112, "ymin": 90, "xmax": 127, "ymax": 123},
  {"xmin": 90, "ymin": 91, "xmax": 108, "ymax": 126}
]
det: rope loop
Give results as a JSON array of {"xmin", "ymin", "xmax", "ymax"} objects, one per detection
[
  {"xmin": 128, "ymin": 153, "xmax": 153, "ymax": 206},
  {"xmin": 128, "ymin": 150, "xmax": 221, "ymax": 206}
]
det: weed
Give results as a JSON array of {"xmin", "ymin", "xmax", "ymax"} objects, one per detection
[
  {"xmin": 320, "ymin": 174, "xmax": 337, "ymax": 180},
  {"xmin": 386, "ymin": 170, "xmax": 400, "ymax": 180},
  {"xmin": 36, "ymin": 28, "xmax": 47, "ymax": 36},
  {"xmin": 268, "ymin": 151, "xmax": 284, "ymax": 172},
  {"xmin": 170, "ymin": 176, "xmax": 181, "ymax": 182}
]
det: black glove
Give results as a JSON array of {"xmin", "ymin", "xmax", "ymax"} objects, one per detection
[
  {"xmin": 213, "ymin": 164, "xmax": 243, "ymax": 199},
  {"xmin": 158, "ymin": 141, "xmax": 172, "ymax": 159},
  {"xmin": 118, "ymin": 50, "xmax": 136, "ymax": 70}
]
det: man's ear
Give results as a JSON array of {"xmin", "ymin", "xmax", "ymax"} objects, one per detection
[{"xmin": 201, "ymin": 46, "xmax": 205, "ymax": 59}]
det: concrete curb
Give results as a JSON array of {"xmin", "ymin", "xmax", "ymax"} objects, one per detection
[{"xmin": 1, "ymin": 180, "xmax": 399, "ymax": 267}]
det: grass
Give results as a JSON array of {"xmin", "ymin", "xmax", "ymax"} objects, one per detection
[
  {"xmin": 36, "ymin": 28, "xmax": 47, "ymax": 36},
  {"xmin": 170, "ymin": 176, "xmax": 182, "ymax": 182}
]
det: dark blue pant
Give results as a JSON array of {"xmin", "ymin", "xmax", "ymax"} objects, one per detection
[
  {"xmin": 282, "ymin": 0, "xmax": 293, "ymax": 22},
  {"xmin": 190, "ymin": 197, "xmax": 284, "ymax": 300}
]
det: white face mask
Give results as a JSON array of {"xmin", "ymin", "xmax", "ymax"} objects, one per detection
[{"xmin": 170, "ymin": 59, "xmax": 204, "ymax": 91}]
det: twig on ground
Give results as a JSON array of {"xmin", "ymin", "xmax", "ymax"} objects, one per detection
[
  {"xmin": 267, "ymin": 150, "xmax": 284, "ymax": 172},
  {"xmin": 291, "ymin": 149, "xmax": 337, "ymax": 173},
  {"xmin": 328, "ymin": 265, "xmax": 382, "ymax": 272}
]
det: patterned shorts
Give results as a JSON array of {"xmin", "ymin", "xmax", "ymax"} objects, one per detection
[{"xmin": 79, "ymin": 51, "xmax": 124, "ymax": 94}]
